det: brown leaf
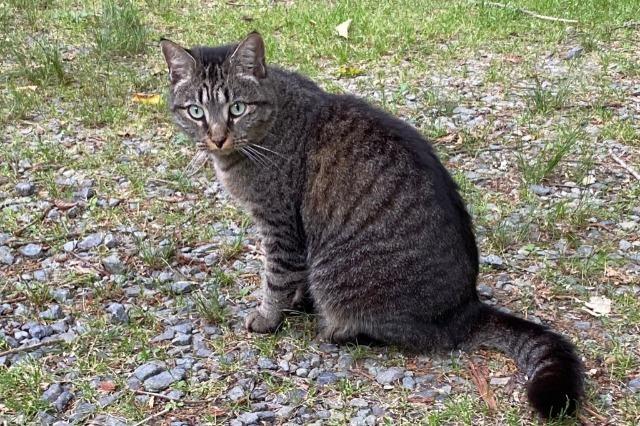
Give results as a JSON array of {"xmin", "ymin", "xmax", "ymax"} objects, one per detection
[
  {"xmin": 54, "ymin": 200, "xmax": 78, "ymax": 210},
  {"xmin": 98, "ymin": 380, "xmax": 117, "ymax": 393},
  {"xmin": 468, "ymin": 361, "xmax": 498, "ymax": 411}
]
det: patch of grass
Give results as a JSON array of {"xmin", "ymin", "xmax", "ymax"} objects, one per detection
[
  {"xmin": 11, "ymin": 40, "xmax": 67, "ymax": 86},
  {"xmin": 192, "ymin": 285, "xmax": 228, "ymax": 325},
  {"xmin": 94, "ymin": 0, "xmax": 148, "ymax": 55},
  {"xmin": 137, "ymin": 239, "xmax": 175, "ymax": 269},
  {"xmin": 526, "ymin": 77, "xmax": 569, "ymax": 115},
  {"xmin": 517, "ymin": 129, "xmax": 579, "ymax": 184},
  {"xmin": 0, "ymin": 361, "xmax": 51, "ymax": 417},
  {"xmin": 0, "ymin": 85, "xmax": 39, "ymax": 123}
]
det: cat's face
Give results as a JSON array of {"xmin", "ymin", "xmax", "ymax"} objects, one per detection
[{"xmin": 161, "ymin": 32, "xmax": 276, "ymax": 155}]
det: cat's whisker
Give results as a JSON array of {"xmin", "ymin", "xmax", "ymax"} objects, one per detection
[
  {"xmin": 245, "ymin": 145, "xmax": 280, "ymax": 170},
  {"xmin": 239, "ymin": 146, "xmax": 263, "ymax": 168},
  {"xmin": 249, "ymin": 143, "xmax": 289, "ymax": 161}
]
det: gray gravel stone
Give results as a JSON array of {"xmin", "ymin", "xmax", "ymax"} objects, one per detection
[
  {"xmin": 376, "ymin": 367, "xmax": 405, "ymax": 385},
  {"xmin": 42, "ymin": 383, "xmax": 63, "ymax": 403},
  {"xmin": 39, "ymin": 305, "xmax": 63, "ymax": 320},
  {"xmin": 628, "ymin": 378, "xmax": 640, "ymax": 393},
  {"xmin": 106, "ymin": 303, "xmax": 128, "ymax": 324},
  {"xmin": 68, "ymin": 402, "xmax": 96, "ymax": 423},
  {"xmin": 479, "ymin": 255, "xmax": 504, "ymax": 268},
  {"xmin": 564, "ymin": 46, "xmax": 584, "ymax": 60},
  {"xmin": 0, "ymin": 246, "xmax": 14, "ymax": 265},
  {"xmin": 228, "ymin": 385, "xmax": 245, "ymax": 401},
  {"xmin": 529, "ymin": 184, "xmax": 552, "ymax": 196},
  {"xmin": 15, "ymin": 182, "xmax": 36, "ymax": 196},
  {"xmin": 296, "ymin": 367, "xmax": 309, "ymax": 377},
  {"xmin": 29, "ymin": 324, "xmax": 54, "ymax": 339},
  {"xmin": 173, "ymin": 322, "xmax": 193, "ymax": 334},
  {"xmin": 477, "ymin": 283, "xmax": 493, "ymax": 298},
  {"xmin": 350, "ymin": 397, "xmax": 369, "ymax": 408},
  {"xmin": 402, "ymin": 376, "xmax": 416, "ymax": 390},
  {"xmin": 35, "ymin": 411, "xmax": 56, "ymax": 425},
  {"xmin": 574, "ymin": 321, "xmax": 591, "ymax": 330},
  {"xmin": 171, "ymin": 281, "xmax": 194, "ymax": 294},
  {"xmin": 102, "ymin": 254, "xmax": 125, "ymax": 274},
  {"xmin": 316, "ymin": 371, "xmax": 338, "ymax": 385},
  {"xmin": 77, "ymin": 233, "xmax": 103, "ymax": 250},
  {"xmin": 52, "ymin": 289, "xmax": 70, "ymax": 303},
  {"xmin": 143, "ymin": 371, "xmax": 176, "ymax": 392},
  {"xmin": 236, "ymin": 412, "xmax": 259, "ymax": 424},
  {"xmin": 172, "ymin": 333, "xmax": 192, "ymax": 346},
  {"xmin": 54, "ymin": 390, "xmax": 74, "ymax": 411},
  {"xmin": 151, "ymin": 328, "xmax": 175, "ymax": 343},
  {"xmin": 63, "ymin": 241, "xmax": 76, "ymax": 252},
  {"xmin": 257, "ymin": 357, "xmax": 277, "ymax": 370},
  {"xmin": 19, "ymin": 243, "xmax": 43, "ymax": 258},
  {"xmin": 133, "ymin": 362, "xmax": 165, "ymax": 381}
]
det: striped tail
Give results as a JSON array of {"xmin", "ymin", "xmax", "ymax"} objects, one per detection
[{"xmin": 468, "ymin": 303, "xmax": 584, "ymax": 418}]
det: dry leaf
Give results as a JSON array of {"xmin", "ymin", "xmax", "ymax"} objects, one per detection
[
  {"xmin": 468, "ymin": 361, "xmax": 498, "ymax": 411},
  {"xmin": 132, "ymin": 93, "xmax": 161, "ymax": 105},
  {"xmin": 336, "ymin": 65, "xmax": 365, "ymax": 78},
  {"xmin": 583, "ymin": 296, "xmax": 612, "ymax": 317},
  {"xmin": 335, "ymin": 19, "xmax": 352, "ymax": 39},
  {"xmin": 98, "ymin": 380, "xmax": 116, "ymax": 392},
  {"xmin": 17, "ymin": 85, "xmax": 38, "ymax": 91}
]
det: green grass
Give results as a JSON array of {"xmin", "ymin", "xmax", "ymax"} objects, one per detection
[{"xmin": 1, "ymin": 0, "xmax": 640, "ymax": 424}]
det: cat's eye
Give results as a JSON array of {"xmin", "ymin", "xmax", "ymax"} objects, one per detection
[
  {"xmin": 229, "ymin": 101, "xmax": 246, "ymax": 117},
  {"xmin": 188, "ymin": 105, "xmax": 205, "ymax": 120}
]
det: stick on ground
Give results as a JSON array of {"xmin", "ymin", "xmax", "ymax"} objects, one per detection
[
  {"xmin": 611, "ymin": 153, "xmax": 640, "ymax": 181},
  {"xmin": 474, "ymin": 1, "xmax": 579, "ymax": 24}
]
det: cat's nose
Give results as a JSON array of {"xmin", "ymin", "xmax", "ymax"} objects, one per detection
[{"xmin": 208, "ymin": 123, "xmax": 227, "ymax": 148}]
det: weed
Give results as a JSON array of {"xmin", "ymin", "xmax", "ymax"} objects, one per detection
[{"xmin": 94, "ymin": 0, "xmax": 148, "ymax": 55}]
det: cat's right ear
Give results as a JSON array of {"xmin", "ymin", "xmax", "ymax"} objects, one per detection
[{"xmin": 160, "ymin": 39, "xmax": 196, "ymax": 86}]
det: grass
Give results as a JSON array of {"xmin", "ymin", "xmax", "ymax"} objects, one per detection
[{"xmin": 1, "ymin": 0, "xmax": 639, "ymax": 424}]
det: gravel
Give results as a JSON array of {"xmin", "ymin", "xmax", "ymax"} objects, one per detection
[
  {"xmin": 77, "ymin": 233, "xmax": 103, "ymax": 250},
  {"xmin": 15, "ymin": 182, "xmax": 36, "ymax": 196},
  {"xmin": 101, "ymin": 254, "xmax": 125, "ymax": 274},
  {"xmin": 375, "ymin": 367, "xmax": 405, "ymax": 385},
  {"xmin": 171, "ymin": 281, "xmax": 194, "ymax": 294},
  {"xmin": 0, "ymin": 246, "xmax": 15, "ymax": 265},
  {"xmin": 19, "ymin": 243, "xmax": 43, "ymax": 258}
]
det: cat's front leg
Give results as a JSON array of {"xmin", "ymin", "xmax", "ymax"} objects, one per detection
[{"xmin": 245, "ymin": 234, "xmax": 307, "ymax": 333}]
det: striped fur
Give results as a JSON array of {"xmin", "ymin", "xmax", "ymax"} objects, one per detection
[{"xmin": 161, "ymin": 32, "xmax": 584, "ymax": 418}]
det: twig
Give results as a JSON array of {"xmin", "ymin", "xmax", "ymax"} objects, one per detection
[
  {"xmin": 132, "ymin": 406, "xmax": 173, "ymax": 426},
  {"xmin": 0, "ymin": 337, "xmax": 65, "ymax": 357},
  {"xmin": 133, "ymin": 389, "xmax": 180, "ymax": 402},
  {"xmin": 474, "ymin": 1, "xmax": 579, "ymax": 24},
  {"xmin": 0, "ymin": 295, "xmax": 27, "ymax": 305},
  {"xmin": 611, "ymin": 153, "xmax": 640, "ymax": 181}
]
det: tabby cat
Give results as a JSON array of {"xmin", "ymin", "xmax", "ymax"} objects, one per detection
[{"xmin": 161, "ymin": 32, "xmax": 584, "ymax": 418}]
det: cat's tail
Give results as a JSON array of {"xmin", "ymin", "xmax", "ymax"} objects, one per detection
[{"xmin": 462, "ymin": 302, "xmax": 584, "ymax": 418}]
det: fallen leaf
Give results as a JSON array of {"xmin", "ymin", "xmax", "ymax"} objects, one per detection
[
  {"xmin": 583, "ymin": 295, "xmax": 612, "ymax": 317},
  {"xmin": 98, "ymin": 380, "xmax": 117, "ymax": 392},
  {"xmin": 336, "ymin": 65, "xmax": 365, "ymax": 78},
  {"xmin": 468, "ymin": 361, "xmax": 498, "ymax": 411},
  {"xmin": 335, "ymin": 19, "xmax": 352, "ymax": 39},
  {"xmin": 17, "ymin": 85, "xmax": 38, "ymax": 91},
  {"xmin": 132, "ymin": 93, "xmax": 161, "ymax": 105}
]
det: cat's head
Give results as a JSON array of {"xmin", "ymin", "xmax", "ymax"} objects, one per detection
[{"xmin": 160, "ymin": 32, "xmax": 276, "ymax": 154}]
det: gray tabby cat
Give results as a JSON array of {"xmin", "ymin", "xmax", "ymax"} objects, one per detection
[{"xmin": 161, "ymin": 32, "xmax": 584, "ymax": 418}]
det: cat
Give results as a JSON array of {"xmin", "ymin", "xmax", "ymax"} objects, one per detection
[{"xmin": 161, "ymin": 31, "xmax": 584, "ymax": 418}]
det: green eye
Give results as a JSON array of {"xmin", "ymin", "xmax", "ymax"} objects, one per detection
[
  {"xmin": 188, "ymin": 105, "xmax": 204, "ymax": 120},
  {"xmin": 229, "ymin": 101, "xmax": 246, "ymax": 117}
]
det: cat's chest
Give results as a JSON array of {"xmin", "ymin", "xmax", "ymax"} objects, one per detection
[{"xmin": 213, "ymin": 159, "xmax": 277, "ymax": 211}]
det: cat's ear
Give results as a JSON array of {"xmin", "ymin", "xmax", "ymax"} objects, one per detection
[
  {"xmin": 229, "ymin": 31, "xmax": 267, "ymax": 80},
  {"xmin": 160, "ymin": 39, "xmax": 196, "ymax": 86}
]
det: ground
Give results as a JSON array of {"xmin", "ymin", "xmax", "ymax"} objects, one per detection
[{"xmin": 1, "ymin": 0, "xmax": 639, "ymax": 425}]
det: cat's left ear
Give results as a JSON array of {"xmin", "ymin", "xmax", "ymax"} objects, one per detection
[
  {"xmin": 160, "ymin": 39, "xmax": 196, "ymax": 86},
  {"xmin": 229, "ymin": 31, "xmax": 267, "ymax": 80}
]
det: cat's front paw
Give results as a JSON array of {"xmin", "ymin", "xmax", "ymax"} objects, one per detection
[{"xmin": 245, "ymin": 309, "xmax": 282, "ymax": 333}]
